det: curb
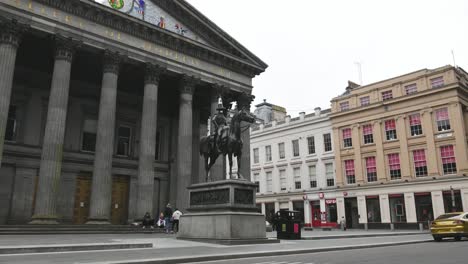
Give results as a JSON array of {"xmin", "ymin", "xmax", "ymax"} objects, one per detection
[
  {"xmin": 301, "ymin": 232, "xmax": 429, "ymax": 240},
  {"xmin": 112, "ymin": 239, "xmax": 432, "ymax": 264},
  {"xmin": 0, "ymin": 243, "xmax": 153, "ymax": 255}
]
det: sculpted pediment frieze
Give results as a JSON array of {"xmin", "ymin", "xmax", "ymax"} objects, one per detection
[{"xmin": 94, "ymin": 0, "xmax": 210, "ymax": 46}]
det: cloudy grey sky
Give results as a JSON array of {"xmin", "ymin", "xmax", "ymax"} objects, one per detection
[{"xmin": 186, "ymin": 0, "xmax": 468, "ymax": 116}]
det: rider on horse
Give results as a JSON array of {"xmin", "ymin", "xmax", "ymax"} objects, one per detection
[{"xmin": 212, "ymin": 97, "xmax": 228, "ymax": 153}]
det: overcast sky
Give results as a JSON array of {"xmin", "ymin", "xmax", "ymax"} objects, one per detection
[{"xmin": 186, "ymin": 0, "xmax": 468, "ymax": 116}]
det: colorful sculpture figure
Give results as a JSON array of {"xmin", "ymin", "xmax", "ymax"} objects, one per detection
[
  {"xmin": 109, "ymin": 0, "xmax": 124, "ymax": 9},
  {"xmin": 157, "ymin": 16, "xmax": 166, "ymax": 29},
  {"xmin": 175, "ymin": 24, "xmax": 188, "ymax": 36}
]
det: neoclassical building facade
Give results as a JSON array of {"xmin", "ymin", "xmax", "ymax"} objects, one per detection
[
  {"xmin": 250, "ymin": 106, "xmax": 338, "ymax": 228},
  {"xmin": 0, "ymin": 0, "xmax": 266, "ymax": 224}
]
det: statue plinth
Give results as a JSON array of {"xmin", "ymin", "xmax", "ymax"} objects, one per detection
[{"xmin": 177, "ymin": 179, "xmax": 278, "ymax": 245}]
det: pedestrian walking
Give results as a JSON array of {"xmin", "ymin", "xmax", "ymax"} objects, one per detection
[
  {"xmin": 172, "ymin": 208, "xmax": 183, "ymax": 233},
  {"xmin": 164, "ymin": 203, "xmax": 173, "ymax": 234}
]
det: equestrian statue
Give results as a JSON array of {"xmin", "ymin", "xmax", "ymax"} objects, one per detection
[{"xmin": 200, "ymin": 93, "xmax": 256, "ymax": 182}]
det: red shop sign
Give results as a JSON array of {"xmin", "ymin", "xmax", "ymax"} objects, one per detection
[
  {"xmin": 325, "ymin": 199, "xmax": 336, "ymax": 204},
  {"xmin": 319, "ymin": 192, "xmax": 325, "ymax": 199}
]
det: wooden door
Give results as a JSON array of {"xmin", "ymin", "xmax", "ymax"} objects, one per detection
[
  {"xmin": 73, "ymin": 174, "xmax": 92, "ymax": 224},
  {"xmin": 111, "ymin": 175, "xmax": 129, "ymax": 225}
]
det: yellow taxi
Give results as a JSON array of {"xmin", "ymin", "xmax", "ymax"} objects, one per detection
[{"xmin": 430, "ymin": 212, "xmax": 468, "ymax": 241}]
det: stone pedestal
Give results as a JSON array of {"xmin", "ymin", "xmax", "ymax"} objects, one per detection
[{"xmin": 178, "ymin": 180, "xmax": 277, "ymax": 245}]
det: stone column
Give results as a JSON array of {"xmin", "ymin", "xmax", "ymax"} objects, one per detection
[
  {"xmin": 336, "ymin": 197, "xmax": 345, "ymax": 223},
  {"xmin": 396, "ymin": 115, "xmax": 411, "ymax": 179},
  {"xmin": 449, "ymin": 103, "xmax": 468, "ymax": 172},
  {"xmin": 431, "ymin": 190, "xmax": 445, "ymax": 219},
  {"xmin": 31, "ymin": 36, "xmax": 76, "ymax": 224},
  {"xmin": 87, "ymin": 51, "xmax": 121, "ymax": 224},
  {"xmin": 357, "ymin": 195, "xmax": 367, "ymax": 224},
  {"xmin": 208, "ymin": 86, "xmax": 225, "ymax": 181},
  {"xmin": 404, "ymin": 192, "xmax": 417, "ymax": 223},
  {"xmin": 303, "ymin": 200, "xmax": 311, "ymax": 225},
  {"xmin": 373, "ymin": 121, "xmax": 386, "ymax": 181},
  {"xmin": 461, "ymin": 188, "xmax": 468, "ymax": 212},
  {"xmin": 240, "ymin": 121, "xmax": 252, "ymax": 181},
  {"xmin": 136, "ymin": 64, "xmax": 163, "ymax": 218},
  {"xmin": 176, "ymin": 76, "xmax": 197, "ymax": 211},
  {"xmin": 421, "ymin": 109, "xmax": 438, "ymax": 176},
  {"xmin": 0, "ymin": 20, "xmax": 23, "ymax": 166},
  {"xmin": 159, "ymin": 179, "xmax": 169, "ymax": 212},
  {"xmin": 379, "ymin": 194, "xmax": 391, "ymax": 223},
  {"xmin": 332, "ymin": 128, "xmax": 344, "ymax": 186},
  {"xmin": 351, "ymin": 125, "xmax": 363, "ymax": 184}
]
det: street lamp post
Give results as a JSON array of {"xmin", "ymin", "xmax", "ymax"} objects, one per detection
[{"xmin": 450, "ymin": 186, "xmax": 456, "ymax": 212}]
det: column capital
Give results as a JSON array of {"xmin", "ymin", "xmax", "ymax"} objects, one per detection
[
  {"xmin": 420, "ymin": 107, "xmax": 432, "ymax": 116},
  {"xmin": 54, "ymin": 35, "xmax": 80, "ymax": 62},
  {"xmin": 179, "ymin": 74, "xmax": 199, "ymax": 95},
  {"xmin": 0, "ymin": 19, "xmax": 27, "ymax": 47},
  {"xmin": 144, "ymin": 63, "xmax": 165, "ymax": 85},
  {"xmin": 395, "ymin": 114, "xmax": 406, "ymax": 121},
  {"xmin": 210, "ymin": 83, "xmax": 229, "ymax": 97},
  {"xmin": 103, "ymin": 50, "xmax": 123, "ymax": 74}
]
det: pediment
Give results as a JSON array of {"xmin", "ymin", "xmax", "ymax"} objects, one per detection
[
  {"xmin": 93, "ymin": 0, "xmax": 267, "ymax": 72},
  {"xmin": 94, "ymin": 0, "xmax": 209, "ymax": 45}
]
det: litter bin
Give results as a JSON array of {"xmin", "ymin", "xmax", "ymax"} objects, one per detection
[{"xmin": 276, "ymin": 210, "xmax": 301, "ymax": 239}]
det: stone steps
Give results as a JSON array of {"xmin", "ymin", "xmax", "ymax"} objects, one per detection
[{"xmin": 0, "ymin": 225, "xmax": 166, "ymax": 235}]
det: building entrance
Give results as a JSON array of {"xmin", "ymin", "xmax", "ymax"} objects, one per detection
[
  {"xmin": 73, "ymin": 174, "xmax": 92, "ymax": 224},
  {"xmin": 345, "ymin": 197, "xmax": 359, "ymax": 228},
  {"xmin": 111, "ymin": 175, "xmax": 130, "ymax": 225},
  {"xmin": 415, "ymin": 192, "xmax": 433, "ymax": 222},
  {"xmin": 311, "ymin": 202, "xmax": 321, "ymax": 227},
  {"xmin": 73, "ymin": 174, "xmax": 130, "ymax": 224}
]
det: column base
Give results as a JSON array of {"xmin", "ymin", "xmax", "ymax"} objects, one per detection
[
  {"xmin": 86, "ymin": 219, "xmax": 111, "ymax": 225},
  {"xmin": 29, "ymin": 215, "xmax": 59, "ymax": 225}
]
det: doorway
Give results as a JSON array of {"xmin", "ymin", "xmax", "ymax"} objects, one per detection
[
  {"xmin": 73, "ymin": 174, "xmax": 130, "ymax": 225},
  {"xmin": 73, "ymin": 174, "xmax": 92, "ymax": 224},
  {"xmin": 111, "ymin": 175, "xmax": 129, "ymax": 225},
  {"xmin": 311, "ymin": 202, "xmax": 321, "ymax": 227},
  {"xmin": 345, "ymin": 197, "xmax": 359, "ymax": 228}
]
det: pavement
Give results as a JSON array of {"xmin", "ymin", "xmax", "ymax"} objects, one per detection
[{"xmin": 0, "ymin": 229, "xmax": 432, "ymax": 264}]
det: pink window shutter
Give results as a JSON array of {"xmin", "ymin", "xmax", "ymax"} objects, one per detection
[
  {"xmin": 363, "ymin": 124, "xmax": 373, "ymax": 135},
  {"xmin": 343, "ymin": 128, "xmax": 352, "ymax": 139},
  {"xmin": 388, "ymin": 153, "xmax": 400, "ymax": 170},
  {"xmin": 436, "ymin": 109, "xmax": 449, "ymax": 121},
  {"xmin": 413, "ymin": 150, "xmax": 427, "ymax": 166},
  {"xmin": 385, "ymin": 120, "xmax": 396, "ymax": 130},
  {"xmin": 409, "ymin": 114, "xmax": 421, "ymax": 126}
]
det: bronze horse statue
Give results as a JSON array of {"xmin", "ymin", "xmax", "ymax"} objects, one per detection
[{"xmin": 200, "ymin": 107, "xmax": 256, "ymax": 181}]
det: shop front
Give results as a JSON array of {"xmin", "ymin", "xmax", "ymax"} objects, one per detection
[
  {"xmin": 311, "ymin": 201, "xmax": 321, "ymax": 227},
  {"xmin": 389, "ymin": 194, "xmax": 406, "ymax": 223},
  {"xmin": 323, "ymin": 199, "xmax": 338, "ymax": 228},
  {"xmin": 443, "ymin": 189, "xmax": 463, "ymax": 213},
  {"xmin": 415, "ymin": 192, "xmax": 434, "ymax": 228},
  {"xmin": 309, "ymin": 199, "xmax": 337, "ymax": 228}
]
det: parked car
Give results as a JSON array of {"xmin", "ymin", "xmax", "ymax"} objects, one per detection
[{"xmin": 430, "ymin": 212, "xmax": 468, "ymax": 241}]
